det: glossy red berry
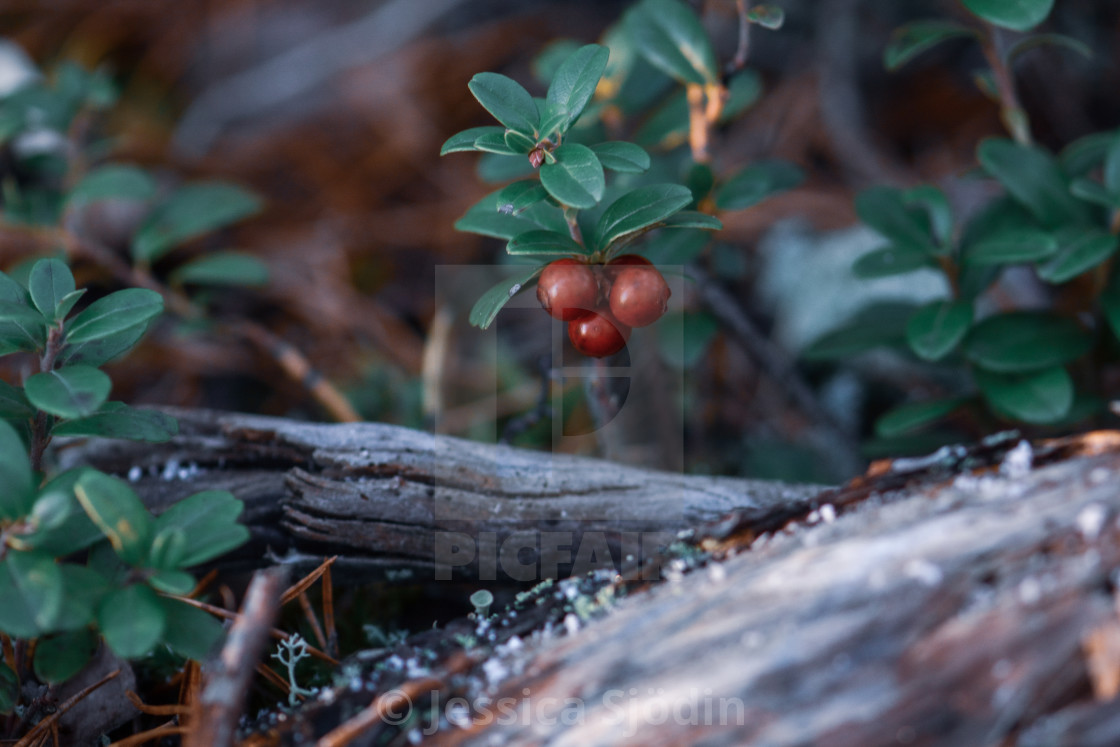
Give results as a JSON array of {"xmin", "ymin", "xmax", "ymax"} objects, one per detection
[
  {"xmin": 608, "ymin": 263, "xmax": 670, "ymax": 328},
  {"xmin": 568, "ymin": 307, "xmax": 630, "ymax": 358},
  {"xmin": 537, "ymin": 258, "xmax": 598, "ymax": 321}
]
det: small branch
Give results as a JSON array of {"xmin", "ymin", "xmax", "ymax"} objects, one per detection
[
  {"xmin": 727, "ymin": 0, "xmax": 753, "ymax": 76},
  {"xmin": 563, "ymin": 206, "xmax": 585, "ymax": 247},
  {"xmin": 980, "ymin": 26, "xmax": 1031, "ymax": 145},
  {"xmin": 187, "ymin": 566, "xmax": 289, "ymax": 747}
]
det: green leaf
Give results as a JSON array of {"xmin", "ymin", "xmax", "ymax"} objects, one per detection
[
  {"xmin": 1036, "ymin": 227, "xmax": 1119, "ymax": 284},
  {"xmin": 978, "ymin": 138, "xmax": 1088, "ymax": 229},
  {"xmin": 148, "ymin": 569, "xmax": 196, "ymax": 595},
  {"xmin": 25, "ymin": 365, "xmax": 111, "ymax": 420},
  {"xmin": 657, "ymin": 311, "xmax": 718, "ymax": 368},
  {"xmin": 965, "ymin": 228, "xmax": 1059, "ymax": 265},
  {"xmin": 0, "ymin": 552, "xmax": 63, "ymax": 638},
  {"xmin": 0, "ymin": 299, "xmax": 48, "ymax": 339},
  {"xmin": 17, "ymin": 473, "xmax": 105, "ymax": 556},
  {"xmin": 75, "ymin": 471, "xmax": 153, "ymax": 567},
  {"xmin": 0, "ymin": 661, "xmax": 17, "ymax": 714},
  {"xmin": 34, "ymin": 629, "xmax": 97, "ymax": 684},
  {"xmin": 659, "ymin": 210, "xmax": 722, "ymax": 231},
  {"xmin": 1104, "ymin": 134, "xmax": 1120, "ymax": 196},
  {"xmin": 469, "ymin": 265, "xmax": 546, "ymax": 330},
  {"xmin": 746, "ymin": 4, "xmax": 785, "ymax": 29},
  {"xmin": 906, "ymin": 299, "xmax": 973, "ymax": 361},
  {"xmin": 854, "ymin": 186, "xmax": 937, "ymax": 254},
  {"xmin": 147, "ymin": 526, "xmax": 187, "ymax": 572},
  {"xmin": 591, "ymin": 141, "xmax": 651, "ymax": 173},
  {"xmin": 852, "ymin": 245, "xmax": 935, "ymax": 278},
  {"xmin": 975, "ymin": 366, "xmax": 1072, "ymax": 424},
  {"xmin": 507, "ymin": 229, "xmax": 588, "ymax": 257},
  {"xmin": 904, "ymin": 185, "xmax": 954, "ymax": 246},
  {"xmin": 52, "ymin": 402, "xmax": 178, "ymax": 442},
  {"xmin": 0, "ymin": 378, "xmax": 32, "ymax": 419},
  {"xmin": 961, "ymin": 0, "xmax": 1054, "ymax": 32},
  {"xmin": 504, "ymin": 129, "xmax": 535, "ymax": 154},
  {"xmin": 473, "ymin": 132, "xmax": 519, "ymax": 155},
  {"xmin": 595, "ymin": 184, "xmax": 693, "ymax": 251},
  {"xmin": 1102, "ymin": 271, "xmax": 1120, "ymax": 341},
  {"xmin": 439, "ymin": 126, "xmax": 505, "ymax": 155},
  {"xmin": 642, "ymin": 229, "xmax": 710, "ymax": 265},
  {"xmin": 1069, "ymin": 177, "xmax": 1117, "ymax": 209},
  {"xmin": 64, "ymin": 288, "xmax": 163, "ymax": 344},
  {"xmin": 56, "ymin": 564, "xmax": 109, "ymax": 631},
  {"xmin": 716, "ymin": 160, "xmax": 804, "ymax": 211},
  {"xmin": 28, "ymin": 258, "xmax": 75, "ymax": 320},
  {"xmin": 965, "ymin": 311, "xmax": 1091, "ymax": 373},
  {"xmin": 170, "ymin": 251, "xmax": 269, "ymax": 287},
  {"xmin": 455, "ymin": 192, "xmax": 541, "ymax": 239},
  {"xmin": 66, "ymin": 164, "xmax": 155, "ymax": 205},
  {"xmin": 495, "ymin": 180, "xmax": 543, "ymax": 214},
  {"xmin": 0, "ymin": 419, "xmax": 33, "ymax": 521},
  {"xmin": 884, "ymin": 20, "xmax": 979, "ymax": 71},
  {"xmin": 160, "ymin": 597, "xmax": 224, "ymax": 660},
  {"xmin": 1006, "ymin": 33, "xmax": 1092, "ymax": 67},
  {"xmin": 627, "ymin": 0, "xmax": 720, "ymax": 86},
  {"xmin": 1061, "ymin": 130, "xmax": 1119, "ymax": 177},
  {"xmin": 154, "ymin": 489, "xmax": 250, "ymax": 568},
  {"xmin": 633, "ymin": 90, "xmax": 689, "ymax": 150},
  {"xmin": 467, "ymin": 73, "xmax": 539, "ymax": 136},
  {"xmin": 98, "ymin": 584, "xmax": 165, "ymax": 658},
  {"xmin": 875, "ymin": 397, "xmax": 971, "ymax": 438},
  {"xmin": 539, "ymin": 143, "xmax": 605, "ymax": 208},
  {"xmin": 801, "ymin": 302, "xmax": 917, "ymax": 360},
  {"xmin": 53, "ymin": 289, "xmax": 85, "ymax": 321},
  {"xmin": 59, "ymin": 323, "xmax": 148, "ymax": 368},
  {"xmin": 547, "ymin": 44, "xmax": 609, "ymax": 127},
  {"xmin": 132, "ymin": 182, "xmax": 263, "ymax": 264}
]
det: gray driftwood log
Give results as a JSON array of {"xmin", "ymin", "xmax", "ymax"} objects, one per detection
[{"xmin": 58, "ymin": 407, "xmax": 823, "ymax": 583}]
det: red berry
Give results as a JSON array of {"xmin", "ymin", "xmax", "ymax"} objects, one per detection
[
  {"xmin": 608, "ymin": 264, "xmax": 670, "ymax": 327},
  {"xmin": 568, "ymin": 307, "xmax": 630, "ymax": 358},
  {"xmin": 537, "ymin": 258, "xmax": 598, "ymax": 321}
]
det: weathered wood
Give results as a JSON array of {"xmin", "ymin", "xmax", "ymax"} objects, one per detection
[{"xmin": 57, "ymin": 407, "xmax": 824, "ymax": 582}]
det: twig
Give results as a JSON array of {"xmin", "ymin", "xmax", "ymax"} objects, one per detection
[
  {"xmin": 689, "ymin": 264, "xmax": 863, "ymax": 478},
  {"xmin": 186, "ymin": 566, "xmax": 289, "ymax": 747},
  {"xmin": 14, "ymin": 669, "xmax": 121, "ymax": 747}
]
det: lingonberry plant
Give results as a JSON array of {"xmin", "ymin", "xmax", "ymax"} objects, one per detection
[
  {"xmin": 0, "ymin": 56, "xmax": 257, "ymax": 711},
  {"xmin": 443, "ymin": 0, "xmax": 798, "ymax": 361},
  {"xmin": 804, "ymin": 0, "xmax": 1116, "ymax": 442}
]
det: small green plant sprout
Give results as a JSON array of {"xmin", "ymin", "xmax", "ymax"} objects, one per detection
[
  {"xmin": 444, "ymin": 0, "xmax": 802, "ymax": 363},
  {"xmin": 470, "ymin": 589, "xmax": 494, "ymax": 618},
  {"xmin": 273, "ymin": 633, "xmax": 316, "ymax": 706},
  {"xmin": 804, "ymin": 1, "xmax": 1118, "ymax": 445}
]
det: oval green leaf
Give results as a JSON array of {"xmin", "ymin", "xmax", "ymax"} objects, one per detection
[
  {"xmin": 659, "ymin": 210, "xmax": 722, "ymax": 231},
  {"xmin": 0, "ymin": 378, "xmax": 32, "ymax": 419},
  {"xmin": 546, "ymin": 44, "xmax": 610, "ymax": 127},
  {"xmin": 66, "ymin": 164, "xmax": 155, "ymax": 205},
  {"xmin": 75, "ymin": 471, "xmax": 153, "ymax": 567},
  {"xmin": 747, "ymin": 5, "xmax": 785, "ymax": 29},
  {"xmin": 64, "ymin": 288, "xmax": 163, "ymax": 344},
  {"xmin": 595, "ymin": 183, "xmax": 693, "ymax": 252},
  {"xmin": 1069, "ymin": 177, "xmax": 1117, "ymax": 209},
  {"xmin": 170, "ymin": 251, "xmax": 269, "ymax": 287},
  {"xmin": 467, "ymin": 72, "xmax": 539, "ymax": 137},
  {"xmin": 160, "ymin": 597, "xmax": 224, "ymax": 661},
  {"xmin": 155, "ymin": 489, "xmax": 249, "ymax": 568},
  {"xmin": 801, "ymin": 302, "xmax": 916, "ymax": 360},
  {"xmin": 51, "ymin": 403, "xmax": 179, "ymax": 442},
  {"xmin": 33, "ymin": 629, "xmax": 97, "ymax": 684},
  {"xmin": 852, "ymin": 245, "xmax": 935, "ymax": 278},
  {"xmin": 965, "ymin": 228, "xmax": 1059, "ymax": 265},
  {"xmin": 657, "ymin": 311, "xmax": 718, "ymax": 368},
  {"xmin": 98, "ymin": 583, "xmax": 166, "ymax": 658},
  {"xmin": 25, "ymin": 365, "xmax": 111, "ymax": 420},
  {"xmin": 539, "ymin": 143, "xmax": 605, "ymax": 208},
  {"xmin": 875, "ymin": 396, "xmax": 971, "ymax": 438},
  {"xmin": 439, "ymin": 126, "xmax": 505, "ymax": 156},
  {"xmin": 132, "ymin": 182, "xmax": 263, "ymax": 264},
  {"xmin": 627, "ymin": 0, "xmax": 720, "ymax": 85},
  {"xmin": 1037, "ymin": 228, "xmax": 1119, "ymax": 284},
  {"xmin": 884, "ymin": 21, "xmax": 979, "ymax": 71},
  {"xmin": 964, "ymin": 311, "xmax": 1091, "ymax": 373},
  {"xmin": 978, "ymin": 138, "xmax": 1088, "ymax": 229},
  {"xmin": 469, "ymin": 265, "xmax": 546, "ymax": 330},
  {"xmin": 854, "ymin": 186, "xmax": 937, "ymax": 254},
  {"xmin": 28, "ymin": 258, "xmax": 75, "ymax": 320},
  {"xmin": 716, "ymin": 160, "xmax": 804, "ymax": 211},
  {"xmin": 975, "ymin": 366, "xmax": 1072, "ymax": 424},
  {"xmin": 961, "ymin": 0, "xmax": 1053, "ymax": 31},
  {"xmin": 0, "ymin": 552, "xmax": 64, "ymax": 638},
  {"xmin": 0, "ymin": 419, "xmax": 33, "ymax": 521},
  {"xmin": 507, "ymin": 229, "xmax": 588, "ymax": 257},
  {"xmin": 59, "ymin": 323, "xmax": 148, "ymax": 368},
  {"xmin": 906, "ymin": 299, "xmax": 973, "ymax": 361},
  {"xmin": 591, "ymin": 141, "xmax": 651, "ymax": 173}
]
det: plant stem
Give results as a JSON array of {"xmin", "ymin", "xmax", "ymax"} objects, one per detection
[
  {"xmin": 727, "ymin": 0, "xmax": 752, "ymax": 76},
  {"xmin": 980, "ymin": 26, "xmax": 1031, "ymax": 145},
  {"xmin": 563, "ymin": 206, "xmax": 585, "ymax": 246},
  {"xmin": 28, "ymin": 325, "xmax": 64, "ymax": 475}
]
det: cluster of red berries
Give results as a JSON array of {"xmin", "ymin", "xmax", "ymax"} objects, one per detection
[{"xmin": 536, "ymin": 255, "xmax": 671, "ymax": 357}]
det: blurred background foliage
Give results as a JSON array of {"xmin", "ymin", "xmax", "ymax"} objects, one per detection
[{"xmin": 1, "ymin": 0, "xmax": 1118, "ymax": 484}]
